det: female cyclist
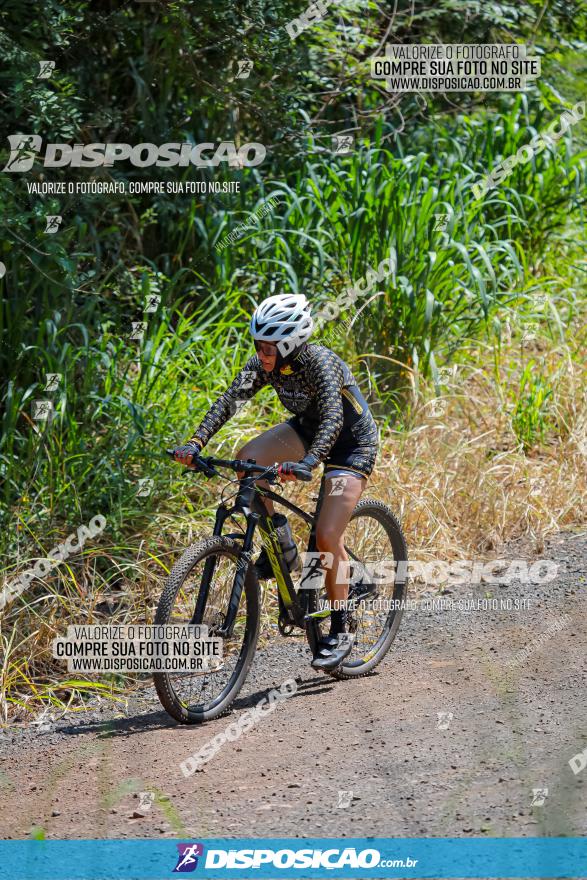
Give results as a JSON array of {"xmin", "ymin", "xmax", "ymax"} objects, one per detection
[{"xmin": 171, "ymin": 293, "xmax": 379, "ymax": 671}]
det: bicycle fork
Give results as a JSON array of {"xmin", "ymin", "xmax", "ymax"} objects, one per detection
[{"xmin": 187, "ymin": 472, "xmax": 258, "ymax": 637}]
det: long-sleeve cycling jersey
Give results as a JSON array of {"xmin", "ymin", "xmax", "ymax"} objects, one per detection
[{"xmin": 189, "ymin": 343, "xmax": 378, "ymax": 466}]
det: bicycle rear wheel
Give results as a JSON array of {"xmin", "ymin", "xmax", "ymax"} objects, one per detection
[
  {"xmin": 308, "ymin": 499, "xmax": 408, "ymax": 678},
  {"xmin": 153, "ymin": 536, "xmax": 260, "ymax": 723}
]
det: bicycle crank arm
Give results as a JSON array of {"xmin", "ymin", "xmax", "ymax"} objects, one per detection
[{"xmin": 304, "ymin": 608, "xmax": 331, "ymax": 621}]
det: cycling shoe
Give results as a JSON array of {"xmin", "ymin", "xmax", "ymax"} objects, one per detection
[{"xmin": 311, "ymin": 633, "xmax": 355, "ymax": 671}]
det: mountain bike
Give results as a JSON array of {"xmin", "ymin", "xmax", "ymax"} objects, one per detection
[{"xmin": 153, "ymin": 451, "xmax": 408, "ymax": 724}]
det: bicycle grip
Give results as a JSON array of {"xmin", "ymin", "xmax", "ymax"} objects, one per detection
[
  {"xmin": 166, "ymin": 447, "xmax": 214, "ymax": 475},
  {"xmin": 291, "ymin": 464, "xmax": 313, "ymax": 482}
]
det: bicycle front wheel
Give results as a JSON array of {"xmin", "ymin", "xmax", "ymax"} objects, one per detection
[{"xmin": 153, "ymin": 536, "xmax": 260, "ymax": 723}]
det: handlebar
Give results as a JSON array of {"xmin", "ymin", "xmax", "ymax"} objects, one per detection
[{"xmin": 165, "ymin": 450, "xmax": 313, "ymax": 482}]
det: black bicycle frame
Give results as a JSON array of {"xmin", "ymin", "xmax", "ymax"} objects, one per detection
[{"xmin": 194, "ymin": 474, "xmax": 329, "ymax": 638}]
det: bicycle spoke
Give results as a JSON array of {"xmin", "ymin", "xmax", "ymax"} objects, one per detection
[{"xmin": 158, "ymin": 548, "xmax": 251, "ymax": 714}]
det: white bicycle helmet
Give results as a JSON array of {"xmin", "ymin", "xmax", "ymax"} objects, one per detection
[{"xmin": 250, "ymin": 293, "xmax": 314, "ymax": 360}]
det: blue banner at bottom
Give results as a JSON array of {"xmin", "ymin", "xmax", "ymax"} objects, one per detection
[{"xmin": 0, "ymin": 837, "xmax": 585, "ymax": 880}]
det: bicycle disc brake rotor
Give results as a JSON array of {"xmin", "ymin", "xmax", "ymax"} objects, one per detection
[{"xmin": 207, "ymin": 609, "xmax": 226, "ymax": 636}]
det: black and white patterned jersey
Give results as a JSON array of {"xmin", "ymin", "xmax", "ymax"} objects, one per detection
[{"xmin": 190, "ymin": 343, "xmax": 378, "ymax": 464}]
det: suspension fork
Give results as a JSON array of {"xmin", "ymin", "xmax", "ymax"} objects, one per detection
[
  {"xmin": 190, "ymin": 495, "xmax": 257, "ymax": 634},
  {"xmin": 216, "ymin": 478, "xmax": 260, "ymax": 638},
  {"xmin": 190, "ymin": 504, "xmax": 230, "ymax": 625},
  {"xmin": 217, "ymin": 512, "xmax": 258, "ymax": 637}
]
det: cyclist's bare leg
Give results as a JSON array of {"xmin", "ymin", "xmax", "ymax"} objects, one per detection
[
  {"xmin": 236, "ymin": 423, "xmax": 306, "ymax": 515},
  {"xmin": 315, "ymin": 474, "xmax": 366, "ymax": 606}
]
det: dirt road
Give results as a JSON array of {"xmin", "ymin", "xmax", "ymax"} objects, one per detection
[{"xmin": 1, "ymin": 532, "xmax": 586, "ymax": 840}]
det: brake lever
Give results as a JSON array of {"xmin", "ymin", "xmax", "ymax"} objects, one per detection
[
  {"xmin": 170, "ymin": 450, "xmax": 216, "ymax": 478},
  {"xmin": 195, "ymin": 456, "xmax": 218, "ymax": 478},
  {"xmin": 257, "ymin": 465, "xmax": 280, "ymax": 485}
]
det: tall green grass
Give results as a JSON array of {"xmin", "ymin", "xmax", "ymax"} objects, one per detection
[{"xmin": 198, "ymin": 96, "xmax": 585, "ymax": 402}]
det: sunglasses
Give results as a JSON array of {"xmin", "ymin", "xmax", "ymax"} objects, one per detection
[{"xmin": 254, "ymin": 341, "xmax": 278, "ymax": 357}]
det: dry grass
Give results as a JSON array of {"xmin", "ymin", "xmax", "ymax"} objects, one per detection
[{"xmin": 372, "ymin": 331, "xmax": 587, "ymax": 562}]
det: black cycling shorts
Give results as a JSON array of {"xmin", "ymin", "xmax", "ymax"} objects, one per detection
[{"xmin": 287, "ymin": 409, "xmax": 378, "ymax": 479}]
